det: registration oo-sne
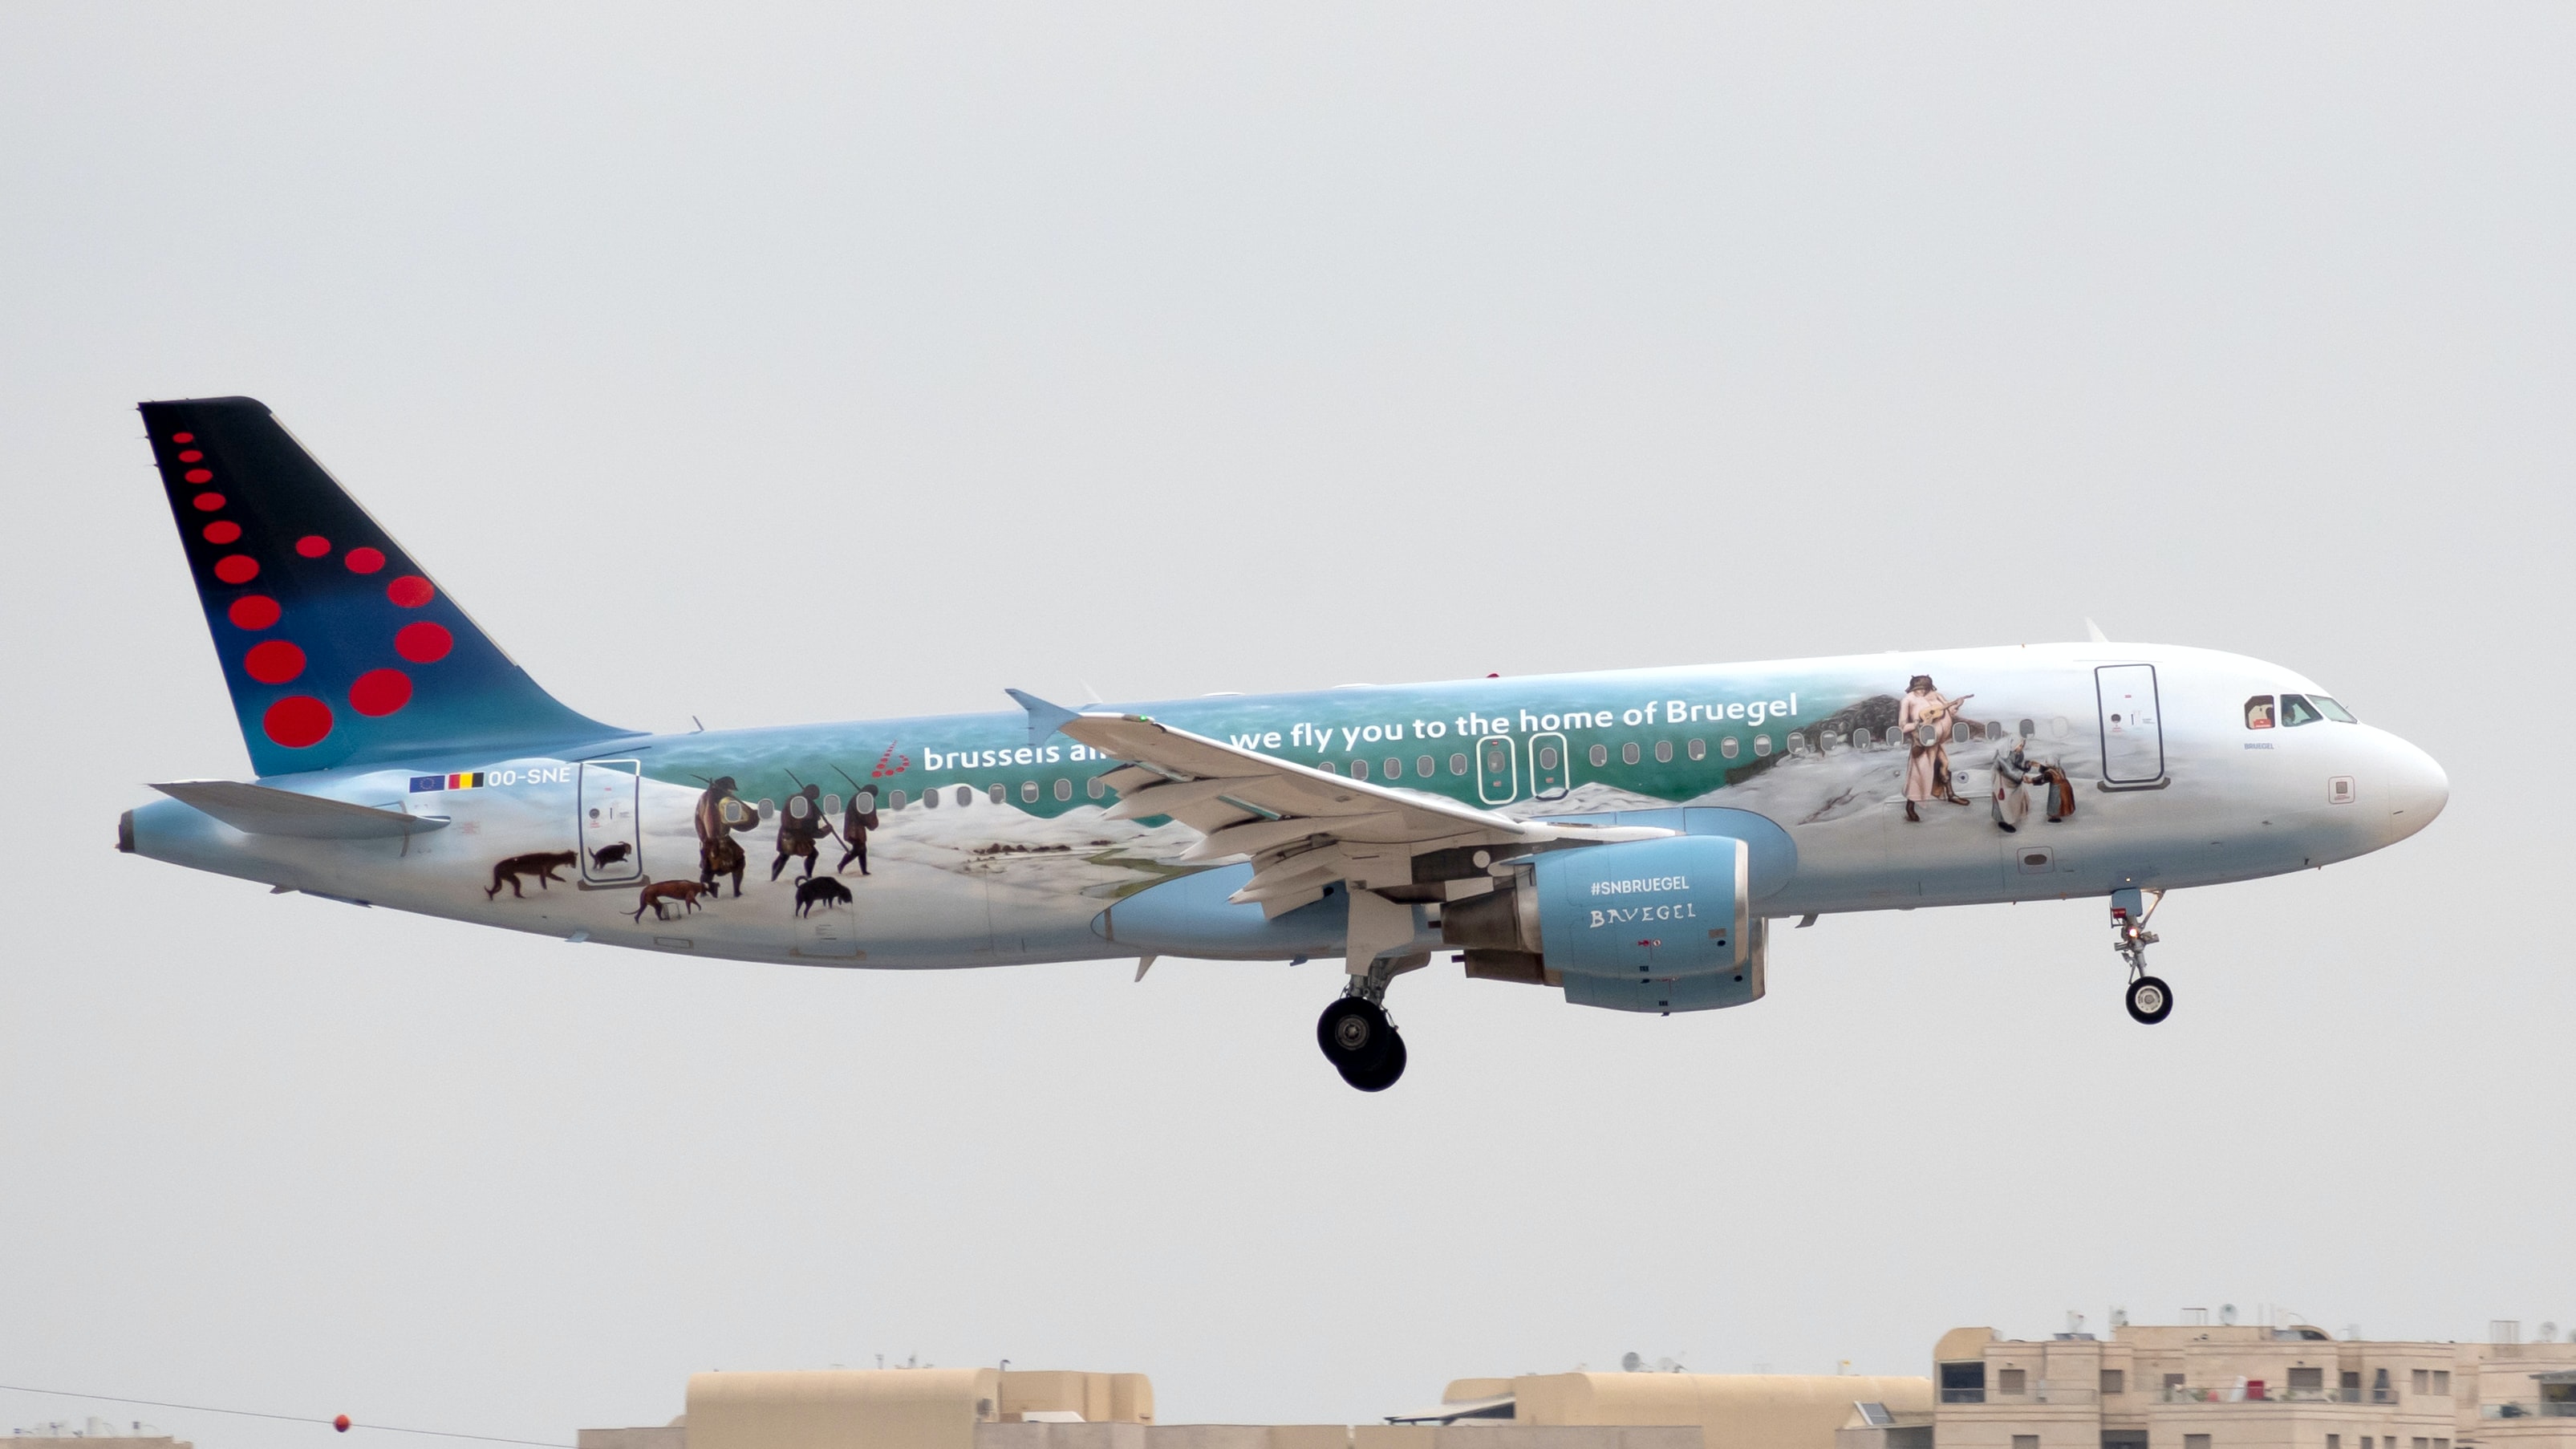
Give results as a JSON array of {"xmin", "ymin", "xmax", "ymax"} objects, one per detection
[{"xmin": 120, "ymin": 398, "xmax": 2448, "ymax": 1090}]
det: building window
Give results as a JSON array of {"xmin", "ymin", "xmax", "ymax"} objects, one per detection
[
  {"xmin": 1055, "ymin": 778, "xmax": 1073, "ymax": 801},
  {"xmin": 1622, "ymin": 741, "xmax": 1641, "ymax": 765},
  {"xmin": 1417, "ymin": 755, "xmax": 1435, "ymax": 778},
  {"xmin": 2343, "ymin": 1374, "xmax": 2362, "ymax": 1398},
  {"xmin": 1655, "ymin": 740, "xmax": 1673, "ymax": 763},
  {"xmin": 2414, "ymin": 1371, "xmax": 2430, "ymax": 1396},
  {"xmin": 1087, "ymin": 776, "xmax": 1105, "ymax": 798},
  {"xmin": 1998, "ymin": 1370, "xmax": 2026, "ymax": 1395},
  {"xmin": 1937, "ymin": 1362, "xmax": 1985, "ymax": 1404},
  {"xmin": 2101, "ymin": 1370, "xmax": 2126, "ymax": 1395},
  {"xmin": 1590, "ymin": 744, "xmax": 1609, "ymax": 767},
  {"xmin": 1688, "ymin": 738, "xmax": 1706, "ymax": 760},
  {"xmin": 2327, "ymin": 1437, "xmax": 2339, "ymax": 1449},
  {"xmin": 2291, "ymin": 1369, "xmax": 2323, "ymax": 1392},
  {"xmin": 1450, "ymin": 753, "xmax": 1470, "ymax": 776},
  {"xmin": 2013, "ymin": 1437, "xmax": 2038, "ymax": 1449},
  {"xmin": 2185, "ymin": 1436, "xmax": 2210, "ymax": 1449},
  {"xmin": 2413, "ymin": 1438, "xmax": 2429, "ymax": 1449},
  {"xmin": 2433, "ymin": 1374, "xmax": 2450, "ymax": 1395}
]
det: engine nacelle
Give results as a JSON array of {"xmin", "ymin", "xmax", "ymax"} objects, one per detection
[{"xmin": 1443, "ymin": 834, "xmax": 1766, "ymax": 1013}]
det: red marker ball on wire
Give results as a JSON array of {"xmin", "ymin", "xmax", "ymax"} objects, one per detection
[{"xmin": 335, "ymin": 1415, "xmax": 352, "ymax": 1433}]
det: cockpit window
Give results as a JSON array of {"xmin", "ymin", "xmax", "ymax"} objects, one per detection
[
  {"xmin": 2310, "ymin": 695, "xmax": 2357, "ymax": 723},
  {"xmin": 2245, "ymin": 696, "xmax": 2276, "ymax": 729},
  {"xmin": 2279, "ymin": 693, "xmax": 2326, "ymax": 728}
]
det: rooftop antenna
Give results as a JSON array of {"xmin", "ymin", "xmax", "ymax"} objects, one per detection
[
  {"xmin": 2110, "ymin": 1308, "xmax": 2131, "ymax": 1329},
  {"xmin": 2220, "ymin": 1305, "xmax": 2239, "ymax": 1326}
]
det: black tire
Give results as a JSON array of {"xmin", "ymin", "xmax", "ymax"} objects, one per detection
[
  {"xmin": 1338, "ymin": 1030, "xmax": 1408, "ymax": 1092},
  {"xmin": 2126, "ymin": 974, "xmax": 2174, "ymax": 1025},
  {"xmin": 1317, "ymin": 996, "xmax": 1394, "ymax": 1072}
]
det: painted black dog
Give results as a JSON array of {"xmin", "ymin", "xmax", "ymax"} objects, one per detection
[{"xmin": 793, "ymin": 875, "xmax": 853, "ymax": 917}]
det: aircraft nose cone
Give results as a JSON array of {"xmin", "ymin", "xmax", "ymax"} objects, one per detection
[{"xmin": 2382, "ymin": 732, "xmax": 2448, "ymax": 843}]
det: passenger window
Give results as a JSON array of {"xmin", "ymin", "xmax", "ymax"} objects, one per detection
[
  {"xmin": 1720, "ymin": 737, "xmax": 1740, "ymax": 760},
  {"xmin": 1589, "ymin": 743, "xmax": 1609, "ymax": 767},
  {"xmin": 1753, "ymin": 734, "xmax": 1772, "ymax": 757},
  {"xmin": 1320, "ymin": 761, "xmax": 1337, "ymax": 774},
  {"xmin": 1086, "ymin": 776, "xmax": 1105, "ymax": 798},
  {"xmin": 721, "ymin": 798, "xmax": 749, "ymax": 825},
  {"xmin": 1654, "ymin": 740, "xmax": 1673, "ymax": 763},
  {"xmin": 886, "ymin": 789, "xmax": 907, "ymax": 810},
  {"xmin": 1385, "ymin": 756, "xmax": 1403, "ymax": 779},
  {"xmin": 1788, "ymin": 733, "xmax": 1807, "ymax": 755},
  {"xmin": 1952, "ymin": 720, "xmax": 1970, "ymax": 744},
  {"xmin": 1687, "ymin": 738, "xmax": 1706, "ymax": 761},
  {"xmin": 955, "ymin": 785, "xmax": 973, "ymax": 807},
  {"xmin": 1537, "ymin": 746, "xmax": 1559, "ymax": 769},
  {"xmin": 1622, "ymin": 741, "xmax": 1641, "ymax": 765},
  {"xmin": 1449, "ymin": 753, "xmax": 1468, "ymax": 776},
  {"xmin": 758, "ymin": 798, "xmax": 777, "ymax": 814},
  {"xmin": 1416, "ymin": 754, "xmax": 1434, "ymax": 777},
  {"xmin": 2018, "ymin": 718, "xmax": 2035, "ymax": 737},
  {"xmin": 989, "ymin": 784, "xmax": 1007, "ymax": 805},
  {"xmin": 2280, "ymin": 693, "xmax": 2325, "ymax": 728},
  {"xmin": 1054, "ymin": 777, "xmax": 1073, "ymax": 801},
  {"xmin": 2312, "ymin": 695, "xmax": 2357, "ymax": 722},
  {"xmin": 2245, "ymin": 696, "xmax": 2277, "ymax": 729},
  {"xmin": 1351, "ymin": 759, "xmax": 1370, "ymax": 781},
  {"xmin": 923, "ymin": 788, "xmax": 940, "ymax": 810},
  {"xmin": 1020, "ymin": 780, "xmax": 1039, "ymax": 803},
  {"xmin": 822, "ymin": 794, "xmax": 842, "ymax": 815},
  {"xmin": 788, "ymin": 795, "xmax": 809, "ymax": 819}
]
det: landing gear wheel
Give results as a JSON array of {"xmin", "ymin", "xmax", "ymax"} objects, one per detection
[
  {"xmin": 1337, "ymin": 1030, "xmax": 1407, "ymax": 1092},
  {"xmin": 2125, "ymin": 974, "xmax": 2174, "ymax": 1025},
  {"xmin": 1317, "ymin": 997, "xmax": 1394, "ymax": 1074}
]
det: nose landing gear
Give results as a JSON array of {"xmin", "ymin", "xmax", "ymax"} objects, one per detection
[
  {"xmin": 1318, "ymin": 954, "xmax": 1420, "ymax": 1091},
  {"xmin": 2112, "ymin": 886, "xmax": 2172, "ymax": 1025}
]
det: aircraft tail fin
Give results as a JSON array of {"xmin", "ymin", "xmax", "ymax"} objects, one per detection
[{"xmin": 139, "ymin": 397, "xmax": 627, "ymax": 777}]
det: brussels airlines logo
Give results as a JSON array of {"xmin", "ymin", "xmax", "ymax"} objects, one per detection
[
  {"xmin": 870, "ymin": 741, "xmax": 911, "ymax": 778},
  {"xmin": 1588, "ymin": 874, "xmax": 1695, "ymax": 929}
]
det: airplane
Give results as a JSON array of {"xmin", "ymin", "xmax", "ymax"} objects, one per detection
[{"xmin": 119, "ymin": 397, "xmax": 2449, "ymax": 1090}]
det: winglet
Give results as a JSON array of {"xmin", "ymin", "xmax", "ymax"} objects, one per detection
[
  {"xmin": 2085, "ymin": 618, "xmax": 2111, "ymax": 643},
  {"xmin": 1005, "ymin": 688, "xmax": 1083, "ymax": 747}
]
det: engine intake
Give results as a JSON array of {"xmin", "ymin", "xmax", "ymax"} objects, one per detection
[{"xmin": 1442, "ymin": 835, "xmax": 1766, "ymax": 1013}]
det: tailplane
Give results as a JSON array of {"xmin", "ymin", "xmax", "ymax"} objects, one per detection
[{"xmin": 140, "ymin": 397, "xmax": 626, "ymax": 777}]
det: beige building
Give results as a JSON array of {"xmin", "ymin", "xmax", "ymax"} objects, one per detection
[
  {"xmin": 582, "ymin": 1366, "xmax": 1928, "ymax": 1449},
  {"xmin": 1834, "ymin": 1325, "xmax": 2576, "ymax": 1449}
]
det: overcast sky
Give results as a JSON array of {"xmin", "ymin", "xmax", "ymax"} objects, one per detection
[{"xmin": 3, "ymin": 6, "xmax": 2571, "ymax": 1447}]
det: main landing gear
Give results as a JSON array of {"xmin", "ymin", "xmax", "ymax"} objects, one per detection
[
  {"xmin": 2112, "ymin": 886, "xmax": 2172, "ymax": 1025},
  {"xmin": 1317, "ymin": 954, "xmax": 1420, "ymax": 1091}
]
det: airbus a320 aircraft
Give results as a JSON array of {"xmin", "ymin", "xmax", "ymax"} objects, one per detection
[{"xmin": 120, "ymin": 398, "xmax": 2448, "ymax": 1090}]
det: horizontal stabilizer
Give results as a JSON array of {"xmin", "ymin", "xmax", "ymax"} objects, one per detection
[{"xmin": 152, "ymin": 779, "xmax": 449, "ymax": 839}]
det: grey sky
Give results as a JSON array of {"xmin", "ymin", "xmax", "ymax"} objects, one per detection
[{"xmin": 2, "ymin": 5, "xmax": 2570, "ymax": 1447}]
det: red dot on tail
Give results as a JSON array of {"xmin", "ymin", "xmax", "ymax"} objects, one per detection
[
  {"xmin": 243, "ymin": 639, "xmax": 306, "ymax": 684},
  {"xmin": 178, "ymin": 449, "xmax": 203, "ymax": 463},
  {"xmin": 335, "ymin": 1417, "xmax": 351, "ymax": 1434},
  {"xmin": 345, "ymin": 546, "xmax": 386, "ymax": 574},
  {"xmin": 214, "ymin": 554, "xmax": 260, "ymax": 584},
  {"xmin": 172, "ymin": 432, "xmax": 195, "ymax": 444},
  {"xmin": 263, "ymin": 695, "xmax": 333, "ymax": 747},
  {"xmin": 193, "ymin": 492, "xmax": 225, "ymax": 511},
  {"xmin": 228, "ymin": 595, "xmax": 281, "ymax": 630},
  {"xmin": 395, "ymin": 620, "xmax": 453, "ymax": 663},
  {"xmin": 296, "ymin": 534, "xmax": 331, "ymax": 558},
  {"xmin": 350, "ymin": 668, "xmax": 412, "ymax": 716},
  {"xmin": 387, "ymin": 574, "xmax": 435, "ymax": 608},
  {"xmin": 203, "ymin": 521, "xmax": 241, "ymax": 544},
  {"xmin": 184, "ymin": 468, "xmax": 213, "ymax": 484}
]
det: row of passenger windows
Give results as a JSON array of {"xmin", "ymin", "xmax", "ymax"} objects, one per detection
[{"xmin": 763, "ymin": 775, "xmax": 1110, "ymax": 818}]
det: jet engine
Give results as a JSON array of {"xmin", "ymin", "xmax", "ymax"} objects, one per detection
[{"xmin": 1441, "ymin": 834, "xmax": 1767, "ymax": 1013}]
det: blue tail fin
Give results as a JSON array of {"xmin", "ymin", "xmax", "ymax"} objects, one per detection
[{"xmin": 140, "ymin": 396, "xmax": 627, "ymax": 777}]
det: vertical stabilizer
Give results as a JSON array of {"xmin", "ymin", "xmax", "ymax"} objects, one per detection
[{"xmin": 139, "ymin": 397, "xmax": 626, "ymax": 777}]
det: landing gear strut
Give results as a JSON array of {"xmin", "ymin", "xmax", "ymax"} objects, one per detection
[
  {"xmin": 1318, "ymin": 955, "xmax": 1417, "ymax": 1091},
  {"xmin": 2112, "ymin": 887, "xmax": 2172, "ymax": 1025}
]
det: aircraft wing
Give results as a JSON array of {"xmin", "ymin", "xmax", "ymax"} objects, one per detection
[{"xmin": 1059, "ymin": 712, "xmax": 1669, "ymax": 919}]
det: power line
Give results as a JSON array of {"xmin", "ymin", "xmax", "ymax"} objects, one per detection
[{"xmin": 0, "ymin": 1383, "xmax": 572, "ymax": 1447}]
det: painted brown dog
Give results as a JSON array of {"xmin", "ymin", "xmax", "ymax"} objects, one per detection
[
  {"xmin": 631, "ymin": 879, "xmax": 708, "ymax": 923},
  {"xmin": 485, "ymin": 850, "xmax": 578, "ymax": 900}
]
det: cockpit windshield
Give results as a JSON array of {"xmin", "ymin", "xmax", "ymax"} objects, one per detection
[{"xmin": 2280, "ymin": 693, "xmax": 2357, "ymax": 727}]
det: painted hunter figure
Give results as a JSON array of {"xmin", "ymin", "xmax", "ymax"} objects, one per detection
[
  {"xmin": 771, "ymin": 783, "xmax": 833, "ymax": 882},
  {"xmin": 693, "ymin": 775, "xmax": 756, "ymax": 897},
  {"xmin": 1899, "ymin": 675, "xmax": 1976, "ymax": 822},
  {"xmin": 836, "ymin": 787, "xmax": 878, "ymax": 876}
]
